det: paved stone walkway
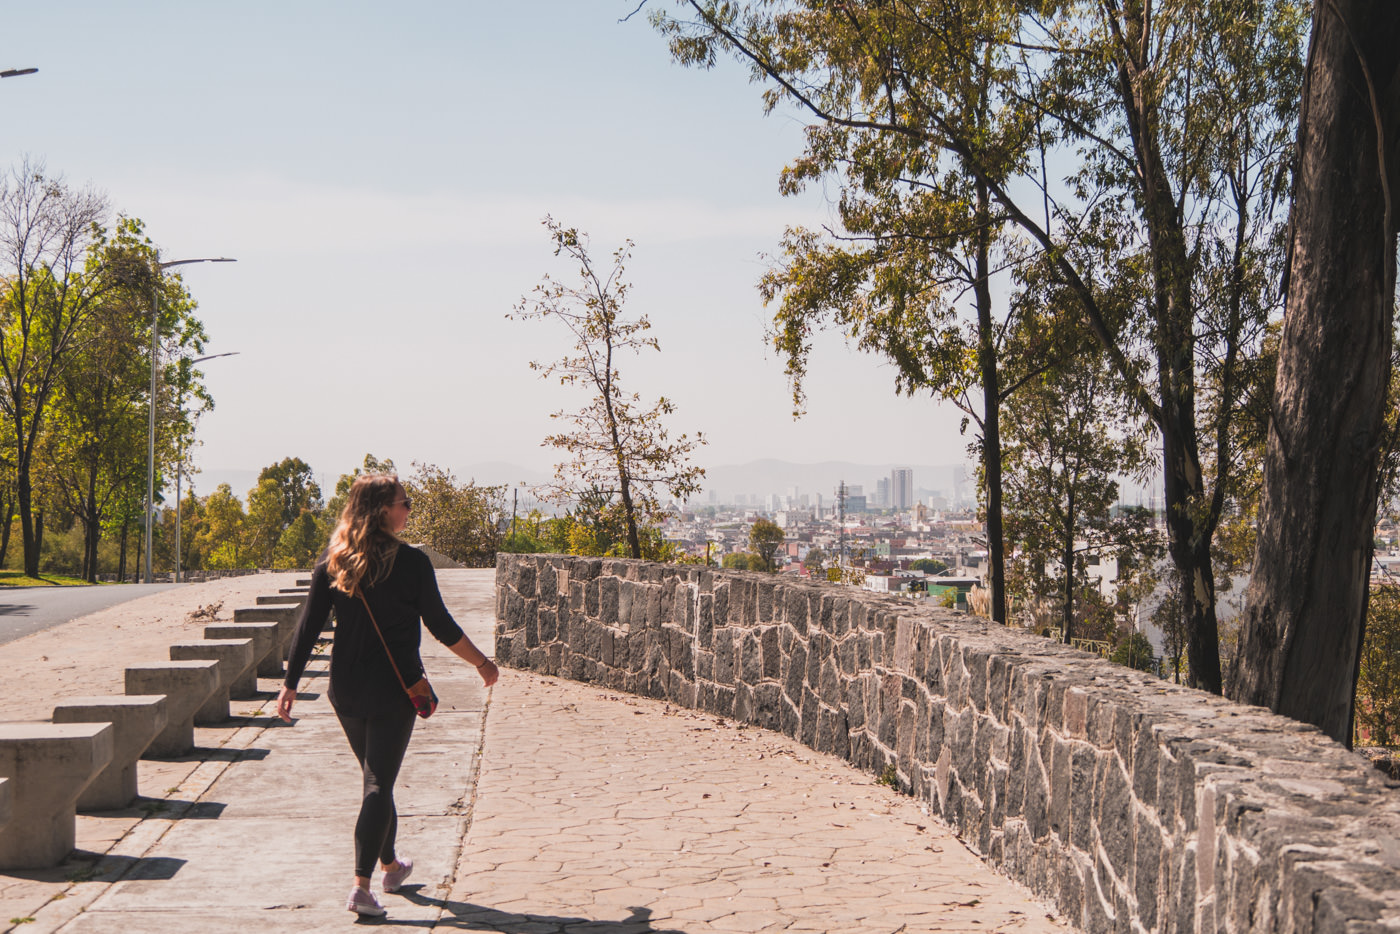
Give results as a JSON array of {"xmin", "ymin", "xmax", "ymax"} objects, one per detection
[
  {"xmin": 445, "ymin": 675, "xmax": 1064, "ymax": 934},
  {"xmin": 0, "ymin": 569, "xmax": 1066, "ymax": 933}
]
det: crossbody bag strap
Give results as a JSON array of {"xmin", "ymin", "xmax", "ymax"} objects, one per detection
[{"xmin": 358, "ymin": 591, "xmax": 412, "ymax": 694}]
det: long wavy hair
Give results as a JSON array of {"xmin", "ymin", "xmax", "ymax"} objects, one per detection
[{"xmin": 325, "ymin": 473, "xmax": 404, "ymax": 595}]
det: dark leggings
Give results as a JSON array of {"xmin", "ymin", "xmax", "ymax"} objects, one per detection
[{"xmin": 336, "ymin": 705, "xmax": 416, "ymax": 878}]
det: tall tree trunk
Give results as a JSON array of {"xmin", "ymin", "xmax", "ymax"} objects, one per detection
[
  {"xmin": 118, "ymin": 515, "xmax": 129, "ymax": 582},
  {"xmin": 974, "ymin": 179, "xmax": 1007, "ymax": 624},
  {"xmin": 0, "ymin": 496, "xmax": 11, "ymax": 568},
  {"xmin": 18, "ymin": 464, "xmax": 38, "ymax": 577},
  {"xmin": 1162, "ymin": 416, "xmax": 1223, "ymax": 693},
  {"xmin": 1062, "ymin": 486, "xmax": 1076, "ymax": 643},
  {"xmin": 82, "ymin": 466, "xmax": 99, "ymax": 582},
  {"xmin": 1114, "ymin": 0, "xmax": 1223, "ymax": 692},
  {"xmin": 618, "ymin": 475, "xmax": 641, "ymax": 560},
  {"xmin": 1233, "ymin": 1, "xmax": 1400, "ymax": 745}
]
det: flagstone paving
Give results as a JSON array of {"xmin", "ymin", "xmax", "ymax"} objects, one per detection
[{"xmin": 0, "ymin": 569, "xmax": 1067, "ymax": 933}]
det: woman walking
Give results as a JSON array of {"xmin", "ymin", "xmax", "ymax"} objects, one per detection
[{"xmin": 276, "ymin": 473, "xmax": 499, "ymax": 917}]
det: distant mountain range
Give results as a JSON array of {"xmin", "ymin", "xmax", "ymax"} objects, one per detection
[
  {"xmin": 194, "ymin": 458, "xmax": 974, "ymax": 504},
  {"xmin": 452, "ymin": 458, "xmax": 974, "ymax": 500}
]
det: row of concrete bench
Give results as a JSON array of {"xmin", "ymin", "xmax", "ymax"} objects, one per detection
[{"xmin": 0, "ymin": 581, "xmax": 315, "ymax": 869}]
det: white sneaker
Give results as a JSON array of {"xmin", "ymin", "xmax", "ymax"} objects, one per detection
[
  {"xmin": 383, "ymin": 856, "xmax": 413, "ymax": 893},
  {"xmin": 346, "ymin": 885, "xmax": 386, "ymax": 917}
]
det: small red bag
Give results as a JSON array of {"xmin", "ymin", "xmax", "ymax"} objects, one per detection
[{"xmin": 404, "ymin": 677, "xmax": 439, "ymax": 719}]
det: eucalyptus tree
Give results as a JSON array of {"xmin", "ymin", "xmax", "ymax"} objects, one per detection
[
  {"xmin": 752, "ymin": 5, "xmax": 1047, "ymax": 623},
  {"xmin": 651, "ymin": 0, "xmax": 1305, "ymax": 691},
  {"xmin": 513, "ymin": 217, "xmax": 706, "ymax": 559},
  {"xmin": 1234, "ymin": 2, "xmax": 1400, "ymax": 743}
]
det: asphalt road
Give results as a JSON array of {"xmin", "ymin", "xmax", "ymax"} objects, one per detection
[{"xmin": 0, "ymin": 583, "xmax": 181, "ymax": 645}]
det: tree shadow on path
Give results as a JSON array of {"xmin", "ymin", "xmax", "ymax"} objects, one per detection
[{"xmin": 383, "ymin": 887, "xmax": 690, "ymax": 932}]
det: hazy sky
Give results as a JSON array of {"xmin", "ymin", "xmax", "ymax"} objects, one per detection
[{"xmin": 5, "ymin": 1, "xmax": 973, "ymax": 494}]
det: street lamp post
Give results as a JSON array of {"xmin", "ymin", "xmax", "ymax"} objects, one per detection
[
  {"xmin": 0, "ymin": 68, "xmax": 37, "ymax": 78},
  {"xmin": 146, "ymin": 256, "xmax": 235, "ymax": 584},
  {"xmin": 173, "ymin": 351, "xmax": 239, "ymax": 583}
]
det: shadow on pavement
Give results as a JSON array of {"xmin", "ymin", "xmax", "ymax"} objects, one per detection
[
  {"xmin": 387, "ymin": 889, "xmax": 688, "ymax": 932},
  {"xmin": 87, "ymin": 797, "xmax": 227, "ymax": 821},
  {"xmin": 0, "ymin": 603, "xmax": 35, "ymax": 615},
  {"xmin": 18, "ymin": 851, "xmax": 190, "ymax": 885},
  {"xmin": 101, "ymin": 854, "xmax": 186, "ymax": 882},
  {"xmin": 144, "ymin": 746, "xmax": 271, "ymax": 764}
]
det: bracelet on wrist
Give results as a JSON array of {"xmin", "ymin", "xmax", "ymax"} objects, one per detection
[{"xmin": 474, "ymin": 659, "xmax": 492, "ymax": 668}]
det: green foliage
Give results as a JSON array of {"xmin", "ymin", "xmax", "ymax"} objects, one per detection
[
  {"xmin": 1001, "ymin": 344, "xmax": 1151, "ymax": 641},
  {"xmin": 401, "ymin": 461, "xmax": 505, "ymax": 568},
  {"xmin": 273, "ymin": 511, "xmax": 327, "ymax": 569},
  {"xmin": 325, "ymin": 454, "xmax": 397, "ymax": 523},
  {"xmin": 499, "ymin": 529, "xmax": 549, "ymax": 554},
  {"xmin": 246, "ymin": 458, "xmax": 322, "ymax": 568},
  {"xmin": 1111, "ymin": 632, "xmax": 1157, "ymax": 673},
  {"xmin": 748, "ymin": 519, "xmax": 784, "ymax": 573},
  {"xmin": 1358, "ymin": 585, "xmax": 1400, "ymax": 746},
  {"xmin": 652, "ymin": 0, "xmax": 1307, "ymax": 690},
  {"xmin": 722, "ymin": 552, "xmax": 752, "ymax": 571},
  {"xmin": 199, "ymin": 483, "xmax": 252, "ymax": 569},
  {"xmin": 254, "ymin": 457, "xmax": 322, "ymax": 529},
  {"xmin": 910, "ymin": 558, "xmax": 946, "ymax": 575},
  {"xmin": 803, "ymin": 546, "xmax": 826, "ymax": 573},
  {"xmin": 36, "ymin": 215, "xmax": 198, "ymax": 582},
  {"xmin": 606, "ymin": 523, "xmax": 681, "ymax": 562},
  {"xmin": 0, "ymin": 162, "xmax": 215, "ymax": 577},
  {"xmin": 513, "ymin": 218, "xmax": 706, "ymax": 558}
]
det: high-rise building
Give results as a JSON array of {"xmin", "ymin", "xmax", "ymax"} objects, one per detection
[
  {"xmin": 891, "ymin": 468, "xmax": 914, "ymax": 510},
  {"xmin": 876, "ymin": 477, "xmax": 890, "ymax": 507}
]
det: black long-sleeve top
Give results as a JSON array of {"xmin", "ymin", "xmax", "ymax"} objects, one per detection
[{"xmin": 284, "ymin": 544, "xmax": 466, "ymax": 718}]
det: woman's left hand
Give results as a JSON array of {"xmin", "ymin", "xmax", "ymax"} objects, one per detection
[{"xmin": 476, "ymin": 659, "xmax": 499, "ymax": 687}]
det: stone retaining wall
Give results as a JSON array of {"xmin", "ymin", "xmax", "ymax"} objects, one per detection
[{"xmin": 494, "ymin": 554, "xmax": 1400, "ymax": 934}]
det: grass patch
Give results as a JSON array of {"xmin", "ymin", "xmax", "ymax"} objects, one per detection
[{"xmin": 0, "ymin": 570, "xmax": 108, "ymax": 588}]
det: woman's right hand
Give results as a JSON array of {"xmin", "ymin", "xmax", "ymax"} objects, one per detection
[{"xmin": 275, "ymin": 685, "xmax": 297, "ymax": 723}]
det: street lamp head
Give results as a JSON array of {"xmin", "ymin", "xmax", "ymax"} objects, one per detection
[
  {"xmin": 1, "ymin": 68, "xmax": 37, "ymax": 78},
  {"xmin": 189, "ymin": 351, "xmax": 240, "ymax": 365},
  {"xmin": 159, "ymin": 256, "xmax": 238, "ymax": 269}
]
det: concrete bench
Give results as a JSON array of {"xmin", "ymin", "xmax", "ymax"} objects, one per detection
[
  {"xmin": 234, "ymin": 605, "xmax": 303, "ymax": 658},
  {"xmin": 169, "ymin": 640, "xmax": 255, "ymax": 720},
  {"xmin": 0, "ymin": 722, "xmax": 113, "ymax": 869},
  {"xmin": 53, "ymin": 695, "xmax": 168, "ymax": 811},
  {"xmin": 126, "ymin": 660, "xmax": 220, "ymax": 756},
  {"xmin": 278, "ymin": 587, "xmax": 309, "ymax": 594},
  {"xmin": 296, "ymin": 577, "xmax": 312, "ymax": 586},
  {"xmin": 255, "ymin": 594, "xmax": 305, "ymax": 606},
  {"xmin": 204, "ymin": 621, "xmax": 281, "ymax": 678}
]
